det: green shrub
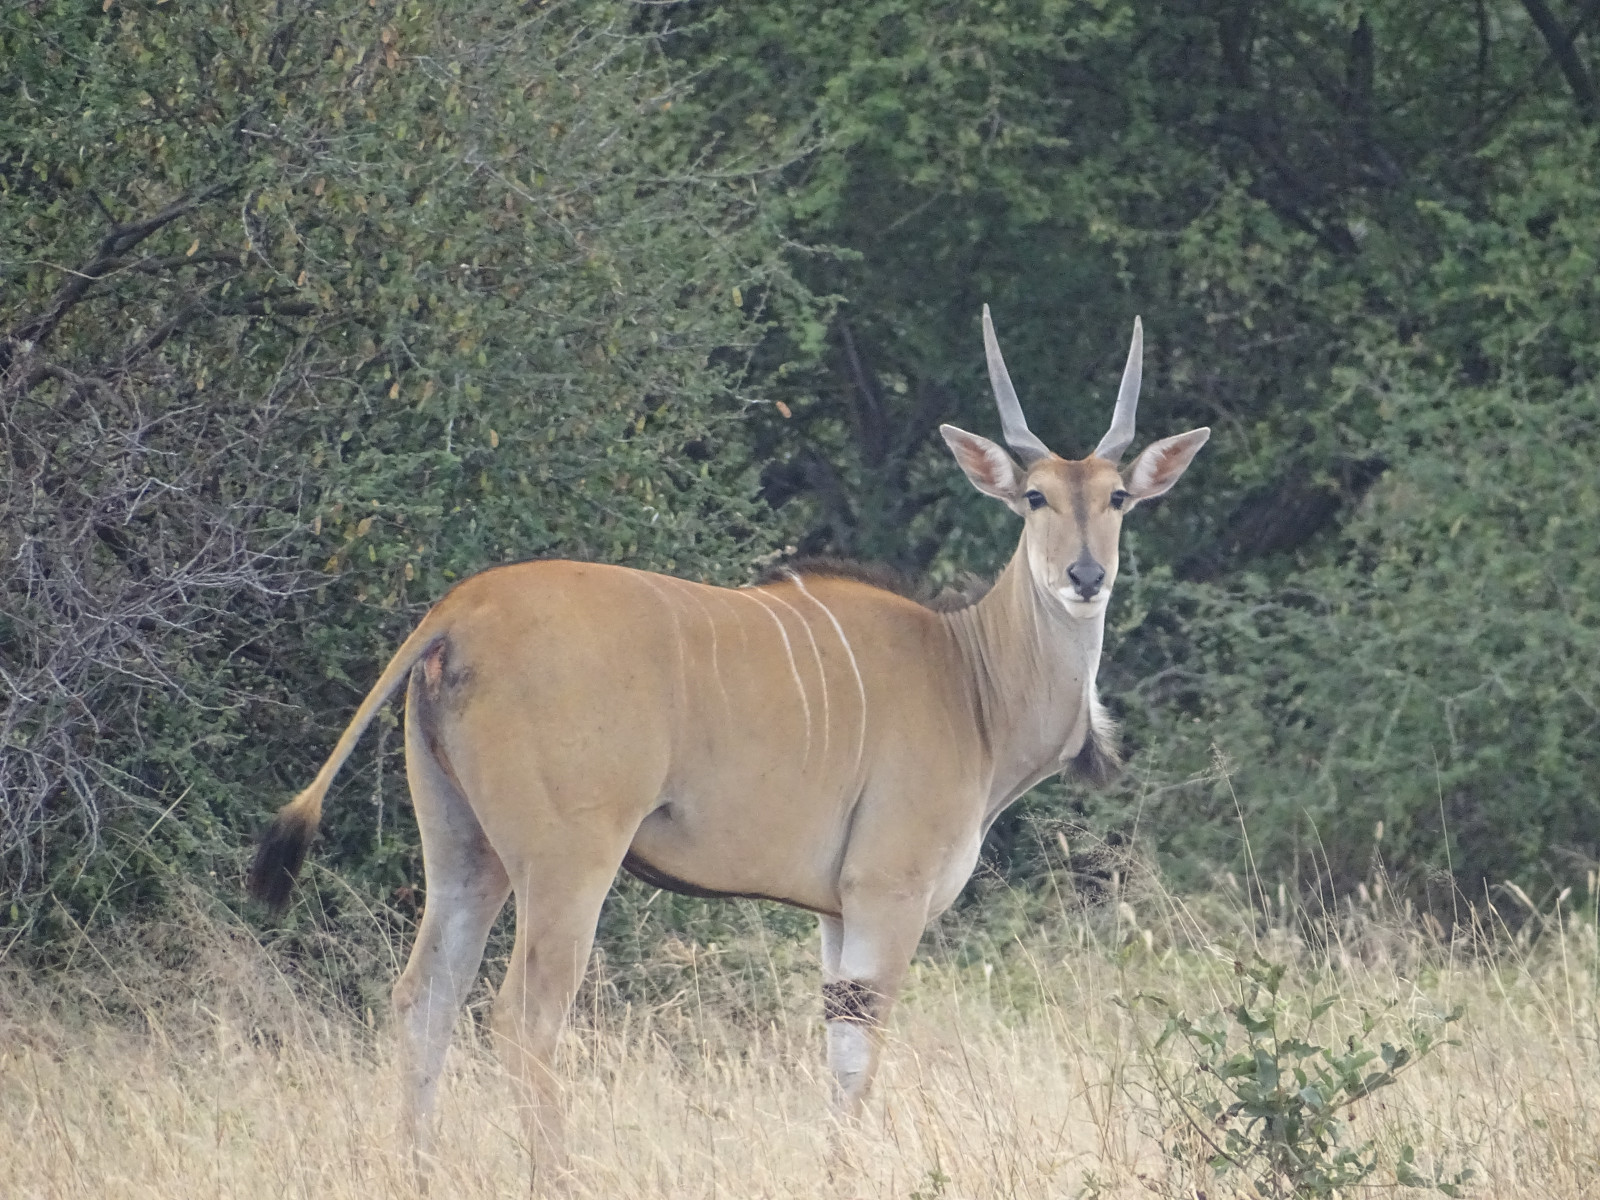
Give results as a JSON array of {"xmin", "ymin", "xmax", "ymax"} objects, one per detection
[
  {"xmin": 1123, "ymin": 955, "xmax": 1468, "ymax": 1198},
  {"xmin": 0, "ymin": 0, "xmax": 805, "ymax": 941}
]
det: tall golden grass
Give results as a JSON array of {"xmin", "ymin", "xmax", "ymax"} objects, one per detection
[{"xmin": 3, "ymin": 857, "xmax": 1596, "ymax": 1198}]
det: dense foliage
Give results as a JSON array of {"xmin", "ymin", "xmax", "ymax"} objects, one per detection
[
  {"xmin": 3, "ymin": 0, "xmax": 1597, "ymax": 947},
  {"xmin": 1, "ymin": 0, "xmax": 801, "ymax": 939},
  {"xmin": 659, "ymin": 0, "xmax": 1600, "ymax": 902}
]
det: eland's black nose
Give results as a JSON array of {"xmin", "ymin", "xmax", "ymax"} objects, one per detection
[{"xmin": 1066, "ymin": 555, "xmax": 1105, "ymax": 600}]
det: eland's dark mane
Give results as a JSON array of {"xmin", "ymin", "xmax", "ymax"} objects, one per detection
[{"xmin": 756, "ymin": 556, "xmax": 992, "ymax": 614}]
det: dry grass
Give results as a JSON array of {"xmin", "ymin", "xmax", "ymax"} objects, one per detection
[{"xmin": 2, "ymin": 868, "xmax": 1597, "ymax": 1199}]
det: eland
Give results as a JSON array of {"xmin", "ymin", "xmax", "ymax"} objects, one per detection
[{"xmin": 247, "ymin": 307, "xmax": 1209, "ymax": 1182}]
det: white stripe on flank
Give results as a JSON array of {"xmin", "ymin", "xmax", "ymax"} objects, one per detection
[
  {"xmin": 671, "ymin": 578, "xmax": 733, "ymax": 723},
  {"xmin": 709, "ymin": 585, "xmax": 753, "ymax": 658},
  {"xmin": 787, "ymin": 574, "xmax": 867, "ymax": 781},
  {"xmin": 739, "ymin": 588, "xmax": 813, "ymax": 765},
  {"xmin": 764, "ymin": 585, "xmax": 830, "ymax": 769}
]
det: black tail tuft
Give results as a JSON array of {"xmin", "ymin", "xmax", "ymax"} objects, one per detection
[{"xmin": 247, "ymin": 809, "xmax": 315, "ymax": 911}]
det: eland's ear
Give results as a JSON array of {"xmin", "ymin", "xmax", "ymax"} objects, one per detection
[
  {"xmin": 941, "ymin": 424, "xmax": 1027, "ymax": 513},
  {"xmin": 1122, "ymin": 428, "xmax": 1210, "ymax": 508}
]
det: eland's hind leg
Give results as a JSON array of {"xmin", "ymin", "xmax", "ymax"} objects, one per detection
[
  {"xmin": 393, "ymin": 682, "xmax": 512, "ymax": 1178},
  {"xmin": 445, "ymin": 677, "xmax": 669, "ymax": 1191},
  {"xmin": 490, "ymin": 821, "xmax": 636, "ymax": 1192}
]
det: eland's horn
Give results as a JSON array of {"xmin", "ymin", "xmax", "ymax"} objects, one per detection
[
  {"xmin": 1093, "ymin": 316, "xmax": 1142, "ymax": 463},
  {"xmin": 981, "ymin": 305, "xmax": 1051, "ymax": 466}
]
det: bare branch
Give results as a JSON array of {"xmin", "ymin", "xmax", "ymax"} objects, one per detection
[
  {"xmin": 1520, "ymin": 0, "xmax": 1598, "ymax": 121},
  {"xmin": 1, "ymin": 180, "xmax": 240, "ymax": 368}
]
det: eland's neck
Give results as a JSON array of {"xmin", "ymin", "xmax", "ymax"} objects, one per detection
[{"xmin": 944, "ymin": 548, "xmax": 1105, "ymax": 812}]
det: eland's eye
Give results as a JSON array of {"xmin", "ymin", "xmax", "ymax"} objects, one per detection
[
  {"xmin": 1109, "ymin": 489, "xmax": 1130, "ymax": 511},
  {"xmin": 1025, "ymin": 489, "xmax": 1047, "ymax": 510}
]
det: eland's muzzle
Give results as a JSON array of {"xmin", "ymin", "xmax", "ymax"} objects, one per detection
[{"xmin": 1066, "ymin": 553, "xmax": 1105, "ymax": 600}]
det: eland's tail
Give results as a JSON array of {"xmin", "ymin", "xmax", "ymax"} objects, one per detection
[{"xmin": 246, "ymin": 616, "xmax": 448, "ymax": 910}]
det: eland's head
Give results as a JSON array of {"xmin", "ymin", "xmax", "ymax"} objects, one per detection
[{"xmin": 941, "ymin": 306, "xmax": 1211, "ymax": 620}]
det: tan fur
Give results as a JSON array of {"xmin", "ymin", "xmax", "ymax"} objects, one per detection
[{"xmin": 246, "ymin": 313, "xmax": 1210, "ymax": 1187}]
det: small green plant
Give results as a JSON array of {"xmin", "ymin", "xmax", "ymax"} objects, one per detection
[
  {"xmin": 1123, "ymin": 955, "xmax": 1470, "ymax": 1198},
  {"xmin": 910, "ymin": 1162, "xmax": 950, "ymax": 1199}
]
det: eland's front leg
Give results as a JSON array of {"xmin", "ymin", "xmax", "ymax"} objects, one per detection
[{"xmin": 819, "ymin": 895, "xmax": 926, "ymax": 1116}]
